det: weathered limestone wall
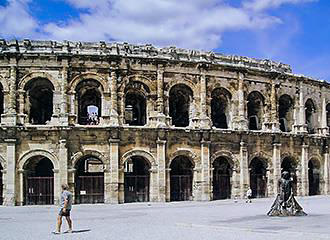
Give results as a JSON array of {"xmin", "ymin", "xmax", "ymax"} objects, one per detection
[{"xmin": 0, "ymin": 40, "xmax": 329, "ymax": 206}]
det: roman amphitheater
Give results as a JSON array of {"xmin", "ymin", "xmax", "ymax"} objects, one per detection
[{"xmin": 0, "ymin": 39, "xmax": 329, "ymax": 206}]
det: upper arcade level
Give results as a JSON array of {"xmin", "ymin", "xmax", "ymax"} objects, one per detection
[{"xmin": 0, "ymin": 39, "xmax": 329, "ymax": 136}]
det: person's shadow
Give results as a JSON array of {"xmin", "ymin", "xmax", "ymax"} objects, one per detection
[{"xmin": 64, "ymin": 229, "xmax": 91, "ymax": 234}]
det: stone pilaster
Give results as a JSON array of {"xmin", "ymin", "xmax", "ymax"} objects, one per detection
[
  {"xmin": 323, "ymin": 150, "xmax": 329, "ymax": 195},
  {"xmin": 200, "ymin": 140, "xmax": 211, "ymax": 200},
  {"xmin": 4, "ymin": 139, "xmax": 16, "ymax": 206},
  {"xmin": 2, "ymin": 66, "xmax": 17, "ymax": 126},
  {"xmin": 58, "ymin": 139, "xmax": 68, "ymax": 187},
  {"xmin": 53, "ymin": 168, "xmax": 60, "ymax": 205},
  {"xmin": 319, "ymin": 97, "xmax": 329, "ymax": 135},
  {"xmin": 294, "ymin": 85, "xmax": 307, "ymax": 133},
  {"xmin": 199, "ymin": 70, "xmax": 211, "ymax": 129},
  {"xmin": 59, "ymin": 65, "xmax": 69, "ymax": 125},
  {"xmin": 18, "ymin": 169, "xmax": 24, "ymax": 206},
  {"xmin": 68, "ymin": 91, "xmax": 76, "ymax": 125},
  {"xmin": 231, "ymin": 168, "xmax": 240, "ymax": 199},
  {"xmin": 149, "ymin": 166, "xmax": 158, "ymax": 202},
  {"xmin": 300, "ymin": 144, "xmax": 309, "ymax": 196},
  {"xmin": 268, "ymin": 82, "xmax": 280, "ymax": 131},
  {"xmin": 109, "ymin": 70, "xmax": 119, "ymax": 126},
  {"xmin": 109, "ymin": 138, "xmax": 119, "ymax": 203},
  {"xmin": 165, "ymin": 168, "xmax": 171, "ymax": 202},
  {"xmin": 272, "ymin": 143, "xmax": 281, "ymax": 195},
  {"xmin": 232, "ymin": 72, "xmax": 248, "ymax": 130},
  {"xmin": 239, "ymin": 141, "xmax": 249, "ymax": 198},
  {"xmin": 17, "ymin": 90, "xmax": 26, "ymax": 125},
  {"xmin": 67, "ymin": 168, "xmax": 76, "ymax": 203},
  {"xmin": 157, "ymin": 139, "xmax": 166, "ymax": 202}
]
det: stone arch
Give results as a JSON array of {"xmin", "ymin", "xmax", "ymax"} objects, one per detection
[
  {"xmin": 305, "ymin": 98, "xmax": 317, "ymax": 133},
  {"xmin": 210, "ymin": 150, "xmax": 238, "ymax": 170},
  {"xmin": 19, "ymin": 72, "xmax": 60, "ymax": 92},
  {"xmin": 168, "ymin": 149, "xmax": 197, "ymax": 168},
  {"xmin": 71, "ymin": 150, "xmax": 107, "ymax": 168},
  {"xmin": 18, "ymin": 149, "xmax": 59, "ymax": 170},
  {"xmin": 167, "ymin": 79, "xmax": 197, "ymax": 98},
  {"xmin": 280, "ymin": 153, "xmax": 298, "ymax": 165},
  {"xmin": 69, "ymin": 72, "xmax": 108, "ymax": 93},
  {"xmin": 249, "ymin": 152, "xmax": 272, "ymax": 169},
  {"xmin": 119, "ymin": 75, "xmax": 156, "ymax": 94},
  {"xmin": 121, "ymin": 149, "xmax": 156, "ymax": 167},
  {"xmin": 210, "ymin": 87, "xmax": 232, "ymax": 129}
]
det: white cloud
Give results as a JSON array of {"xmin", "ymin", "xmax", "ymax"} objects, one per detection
[
  {"xmin": 44, "ymin": 0, "xmax": 283, "ymax": 50},
  {"xmin": 0, "ymin": 0, "xmax": 38, "ymax": 38},
  {"xmin": 0, "ymin": 0, "xmax": 318, "ymax": 51},
  {"xmin": 243, "ymin": 0, "xmax": 317, "ymax": 12}
]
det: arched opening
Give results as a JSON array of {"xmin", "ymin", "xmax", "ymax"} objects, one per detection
[
  {"xmin": 75, "ymin": 156, "xmax": 104, "ymax": 204},
  {"xmin": 76, "ymin": 79, "xmax": 102, "ymax": 125},
  {"xmin": 326, "ymin": 103, "xmax": 330, "ymax": 134},
  {"xmin": 169, "ymin": 84, "xmax": 193, "ymax": 127},
  {"xmin": 0, "ymin": 83, "xmax": 3, "ymax": 123},
  {"xmin": 170, "ymin": 156, "xmax": 193, "ymax": 201},
  {"xmin": 247, "ymin": 91, "xmax": 264, "ymax": 130},
  {"xmin": 0, "ymin": 163, "xmax": 3, "ymax": 205},
  {"xmin": 24, "ymin": 78, "xmax": 54, "ymax": 124},
  {"xmin": 305, "ymin": 99, "xmax": 316, "ymax": 134},
  {"xmin": 212, "ymin": 157, "xmax": 232, "ymax": 200},
  {"xmin": 23, "ymin": 156, "xmax": 54, "ymax": 205},
  {"xmin": 211, "ymin": 88, "xmax": 232, "ymax": 129},
  {"xmin": 281, "ymin": 157, "xmax": 297, "ymax": 195},
  {"xmin": 124, "ymin": 156, "xmax": 150, "ymax": 203},
  {"xmin": 125, "ymin": 92, "xmax": 147, "ymax": 126},
  {"xmin": 308, "ymin": 159, "xmax": 321, "ymax": 196},
  {"xmin": 249, "ymin": 158, "xmax": 267, "ymax": 198},
  {"xmin": 279, "ymin": 94, "xmax": 294, "ymax": 132}
]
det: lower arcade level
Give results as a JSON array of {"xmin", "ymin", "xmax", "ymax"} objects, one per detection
[{"xmin": 0, "ymin": 127, "xmax": 329, "ymax": 206}]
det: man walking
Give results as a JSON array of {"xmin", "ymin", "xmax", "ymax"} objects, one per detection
[{"xmin": 54, "ymin": 184, "xmax": 73, "ymax": 234}]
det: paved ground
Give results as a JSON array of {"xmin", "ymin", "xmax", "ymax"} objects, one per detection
[{"xmin": 1, "ymin": 196, "xmax": 330, "ymax": 240}]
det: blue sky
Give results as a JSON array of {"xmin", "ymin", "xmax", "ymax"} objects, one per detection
[{"xmin": 0, "ymin": 0, "xmax": 329, "ymax": 81}]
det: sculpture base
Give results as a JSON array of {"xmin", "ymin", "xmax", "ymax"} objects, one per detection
[{"xmin": 267, "ymin": 194, "xmax": 307, "ymax": 217}]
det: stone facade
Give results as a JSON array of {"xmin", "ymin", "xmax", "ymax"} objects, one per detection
[{"xmin": 0, "ymin": 39, "xmax": 329, "ymax": 206}]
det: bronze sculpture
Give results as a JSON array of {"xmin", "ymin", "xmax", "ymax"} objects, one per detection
[{"xmin": 267, "ymin": 171, "xmax": 307, "ymax": 216}]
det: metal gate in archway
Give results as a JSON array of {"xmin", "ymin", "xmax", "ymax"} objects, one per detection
[
  {"xmin": 76, "ymin": 175, "xmax": 104, "ymax": 204},
  {"xmin": 213, "ymin": 173, "xmax": 231, "ymax": 200},
  {"xmin": 250, "ymin": 173, "xmax": 267, "ymax": 198},
  {"xmin": 170, "ymin": 175, "xmax": 192, "ymax": 201},
  {"xmin": 26, "ymin": 177, "xmax": 54, "ymax": 205},
  {"xmin": 124, "ymin": 175, "xmax": 149, "ymax": 203}
]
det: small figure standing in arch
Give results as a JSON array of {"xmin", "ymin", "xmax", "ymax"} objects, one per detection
[{"xmin": 267, "ymin": 171, "xmax": 307, "ymax": 216}]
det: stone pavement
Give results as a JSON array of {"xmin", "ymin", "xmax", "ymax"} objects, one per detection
[{"xmin": 1, "ymin": 196, "xmax": 330, "ymax": 240}]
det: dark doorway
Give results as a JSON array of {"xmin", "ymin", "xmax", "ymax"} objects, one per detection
[
  {"xmin": 281, "ymin": 157, "xmax": 297, "ymax": 195},
  {"xmin": 279, "ymin": 94, "xmax": 293, "ymax": 132},
  {"xmin": 308, "ymin": 159, "xmax": 320, "ymax": 196},
  {"xmin": 24, "ymin": 157, "xmax": 54, "ymax": 205},
  {"xmin": 0, "ymin": 163, "xmax": 3, "ymax": 205},
  {"xmin": 169, "ymin": 84, "xmax": 193, "ymax": 127},
  {"xmin": 249, "ymin": 158, "xmax": 267, "ymax": 198},
  {"xmin": 305, "ymin": 99, "xmax": 316, "ymax": 134},
  {"xmin": 25, "ymin": 78, "xmax": 54, "ymax": 124},
  {"xmin": 247, "ymin": 91, "xmax": 264, "ymax": 130},
  {"xmin": 125, "ymin": 92, "xmax": 147, "ymax": 126},
  {"xmin": 213, "ymin": 157, "xmax": 232, "ymax": 200},
  {"xmin": 124, "ymin": 156, "xmax": 150, "ymax": 203},
  {"xmin": 75, "ymin": 156, "xmax": 104, "ymax": 204},
  {"xmin": 76, "ymin": 80, "xmax": 102, "ymax": 125},
  {"xmin": 170, "ymin": 156, "xmax": 193, "ymax": 201},
  {"xmin": 211, "ymin": 88, "xmax": 231, "ymax": 129}
]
